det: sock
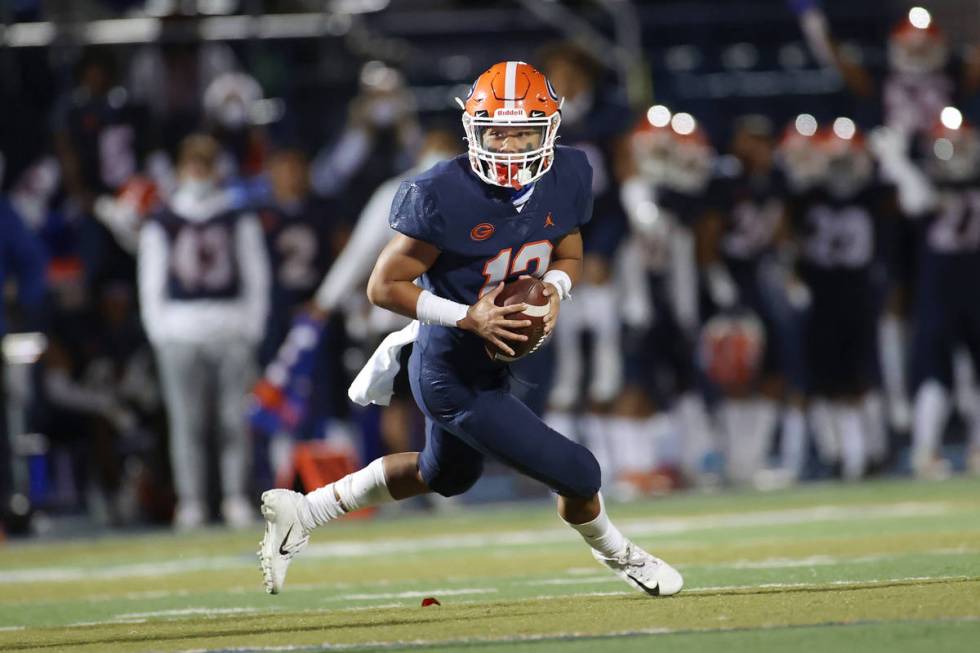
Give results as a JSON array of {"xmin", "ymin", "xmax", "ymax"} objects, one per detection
[
  {"xmin": 834, "ymin": 403, "xmax": 866, "ymax": 481},
  {"xmin": 676, "ymin": 393, "xmax": 716, "ymax": 477},
  {"xmin": 580, "ymin": 413, "xmax": 614, "ymax": 480},
  {"xmin": 305, "ymin": 458, "xmax": 393, "ymax": 528},
  {"xmin": 862, "ymin": 393, "xmax": 888, "ymax": 464},
  {"xmin": 912, "ymin": 380, "xmax": 950, "ymax": 466},
  {"xmin": 809, "ymin": 399, "xmax": 839, "ymax": 464},
  {"xmin": 879, "ymin": 316, "xmax": 910, "ymax": 431},
  {"xmin": 561, "ymin": 493, "xmax": 628, "ymax": 559},
  {"xmin": 649, "ymin": 414, "xmax": 680, "ymax": 469},
  {"xmin": 780, "ymin": 406, "xmax": 807, "ymax": 478},
  {"xmin": 970, "ymin": 391, "xmax": 980, "ymax": 451},
  {"xmin": 607, "ymin": 416, "xmax": 643, "ymax": 475},
  {"xmin": 953, "ymin": 348, "xmax": 977, "ymax": 420}
]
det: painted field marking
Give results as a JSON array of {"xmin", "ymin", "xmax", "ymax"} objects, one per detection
[
  {"xmin": 0, "ymin": 501, "xmax": 960, "ymax": 585},
  {"xmin": 115, "ymin": 607, "xmax": 275, "ymax": 620},
  {"xmin": 334, "ymin": 588, "xmax": 496, "ymax": 601},
  {"xmin": 165, "ymin": 616, "xmax": 980, "ymax": 653}
]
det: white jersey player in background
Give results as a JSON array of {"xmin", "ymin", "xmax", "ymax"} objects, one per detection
[{"xmin": 138, "ymin": 134, "xmax": 270, "ymax": 529}]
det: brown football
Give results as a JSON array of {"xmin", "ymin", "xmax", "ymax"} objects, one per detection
[{"xmin": 485, "ymin": 276, "xmax": 550, "ymax": 362}]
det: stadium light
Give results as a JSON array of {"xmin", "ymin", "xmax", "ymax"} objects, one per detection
[
  {"xmin": 941, "ymin": 106, "xmax": 963, "ymax": 130},
  {"xmin": 908, "ymin": 7, "xmax": 932, "ymax": 30},
  {"xmin": 646, "ymin": 105, "xmax": 671, "ymax": 128},
  {"xmin": 832, "ymin": 117, "xmax": 856, "ymax": 140},
  {"xmin": 795, "ymin": 113, "xmax": 818, "ymax": 137},
  {"xmin": 671, "ymin": 112, "xmax": 696, "ymax": 135}
]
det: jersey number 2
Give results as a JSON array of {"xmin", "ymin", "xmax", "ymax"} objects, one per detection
[{"xmin": 479, "ymin": 240, "xmax": 553, "ymax": 298}]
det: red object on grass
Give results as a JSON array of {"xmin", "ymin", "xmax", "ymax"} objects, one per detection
[{"xmin": 421, "ymin": 597, "xmax": 441, "ymax": 607}]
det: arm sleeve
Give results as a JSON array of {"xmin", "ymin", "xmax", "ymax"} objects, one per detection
[
  {"xmin": 235, "ymin": 214, "xmax": 271, "ymax": 343},
  {"xmin": 388, "ymin": 180, "xmax": 444, "ymax": 245},
  {"xmin": 314, "ymin": 177, "xmax": 399, "ymax": 312},
  {"xmin": 310, "ymin": 127, "xmax": 372, "ymax": 198},
  {"xmin": 137, "ymin": 221, "xmax": 171, "ymax": 345}
]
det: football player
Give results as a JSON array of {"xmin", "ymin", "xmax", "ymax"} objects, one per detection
[
  {"xmin": 52, "ymin": 50, "xmax": 155, "ymax": 289},
  {"xmin": 873, "ymin": 109, "xmax": 980, "ymax": 477},
  {"xmin": 259, "ymin": 62, "xmax": 683, "ymax": 598},
  {"xmin": 615, "ymin": 107, "xmax": 718, "ymax": 489},
  {"xmin": 252, "ymin": 131, "xmax": 462, "ymax": 475},
  {"xmin": 698, "ymin": 115, "xmax": 813, "ymax": 485},
  {"xmin": 786, "ymin": 118, "xmax": 894, "ymax": 480},
  {"xmin": 138, "ymin": 134, "xmax": 270, "ymax": 529},
  {"xmin": 536, "ymin": 43, "xmax": 635, "ymax": 459},
  {"xmin": 792, "ymin": 1, "xmax": 980, "ymax": 434}
]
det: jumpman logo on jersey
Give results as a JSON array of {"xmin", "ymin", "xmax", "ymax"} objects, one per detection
[{"xmin": 544, "ymin": 213, "xmax": 555, "ymax": 228}]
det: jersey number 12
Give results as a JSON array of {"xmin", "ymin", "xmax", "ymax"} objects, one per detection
[{"xmin": 479, "ymin": 240, "xmax": 553, "ymax": 297}]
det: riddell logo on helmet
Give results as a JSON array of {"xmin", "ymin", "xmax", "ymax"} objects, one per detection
[
  {"xmin": 494, "ymin": 108, "xmax": 527, "ymax": 118},
  {"xmin": 470, "ymin": 223, "xmax": 495, "ymax": 241}
]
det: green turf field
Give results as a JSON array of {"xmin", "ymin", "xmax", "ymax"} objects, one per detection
[{"xmin": 1, "ymin": 476, "xmax": 978, "ymax": 652}]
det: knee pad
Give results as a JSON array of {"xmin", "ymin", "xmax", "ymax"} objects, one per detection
[{"xmin": 423, "ymin": 458, "xmax": 485, "ymax": 498}]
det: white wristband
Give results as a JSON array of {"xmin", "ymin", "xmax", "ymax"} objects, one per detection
[
  {"xmin": 416, "ymin": 289, "xmax": 469, "ymax": 327},
  {"xmin": 543, "ymin": 269, "xmax": 572, "ymax": 301}
]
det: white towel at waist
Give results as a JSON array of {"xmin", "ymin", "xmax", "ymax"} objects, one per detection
[{"xmin": 348, "ymin": 320, "xmax": 420, "ymax": 406}]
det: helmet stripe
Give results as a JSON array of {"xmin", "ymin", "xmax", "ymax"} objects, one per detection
[{"xmin": 504, "ymin": 61, "xmax": 518, "ymax": 109}]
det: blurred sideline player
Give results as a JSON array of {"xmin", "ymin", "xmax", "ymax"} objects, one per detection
[
  {"xmin": 254, "ymin": 130, "xmax": 462, "ymax": 474},
  {"xmin": 614, "ymin": 106, "xmax": 718, "ymax": 490},
  {"xmin": 0, "ymin": 190, "xmax": 47, "ymax": 534},
  {"xmin": 259, "ymin": 62, "xmax": 683, "ymax": 598},
  {"xmin": 138, "ymin": 134, "xmax": 270, "ymax": 529},
  {"xmin": 537, "ymin": 43, "xmax": 635, "ymax": 470},
  {"xmin": 792, "ymin": 1, "xmax": 980, "ymax": 435},
  {"xmin": 873, "ymin": 110, "xmax": 980, "ymax": 477},
  {"xmin": 697, "ymin": 115, "xmax": 808, "ymax": 485},
  {"xmin": 784, "ymin": 117, "xmax": 893, "ymax": 480}
]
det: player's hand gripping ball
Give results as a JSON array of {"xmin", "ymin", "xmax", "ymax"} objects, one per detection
[{"xmin": 484, "ymin": 277, "xmax": 550, "ymax": 362}]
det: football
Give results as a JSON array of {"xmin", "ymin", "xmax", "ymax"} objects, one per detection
[{"xmin": 485, "ymin": 276, "xmax": 551, "ymax": 362}]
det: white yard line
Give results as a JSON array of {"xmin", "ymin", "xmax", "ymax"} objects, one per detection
[
  {"xmin": 687, "ymin": 575, "xmax": 974, "ymax": 593},
  {"xmin": 333, "ymin": 588, "xmax": 496, "ymax": 601},
  {"xmin": 171, "ymin": 616, "xmax": 980, "ymax": 652},
  {"xmin": 115, "ymin": 607, "xmax": 274, "ymax": 620},
  {"xmin": 0, "ymin": 501, "xmax": 959, "ymax": 585}
]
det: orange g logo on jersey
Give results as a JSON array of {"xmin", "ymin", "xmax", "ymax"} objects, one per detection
[{"xmin": 470, "ymin": 223, "xmax": 495, "ymax": 241}]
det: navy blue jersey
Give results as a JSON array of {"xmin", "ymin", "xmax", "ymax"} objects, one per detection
[
  {"xmin": 53, "ymin": 90, "xmax": 152, "ymax": 194},
  {"xmin": 390, "ymin": 147, "xmax": 592, "ymax": 376},
  {"xmin": 708, "ymin": 160, "xmax": 787, "ymax": 264},
  {"xmin": 920, "ymin": 179, "xmax": 980, "ymax": 261},
  {"xmin": 792, "ymin": 185, "xmax": 890, "ymax": 279},
  {"xmin": 658, "ymin": 187, "xmax": 709, "ymax": 230},
  {"xmin": 260, "ymin": 199, "xmax": 336, "ymax": 304},
  {"xmin": 151, "ymin": 209, "xmax": 243, "ymax": 301}
]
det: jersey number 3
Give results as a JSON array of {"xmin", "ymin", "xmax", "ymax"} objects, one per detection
[{"xmin": 479, "ymin": 240, "xmax": 553, "ymax": 298}]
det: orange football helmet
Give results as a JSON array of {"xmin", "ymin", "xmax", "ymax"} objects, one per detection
[
  {"xmin": 815, "ymin": 118, "xmax": 873, "ymax": 198},
  {"xmin": 889, "ymin": 15, "xmax": 948, "ymax": 74},
  {"xmin": 924, "ymin": 111, "xmax": 980, "ymax": 183},
  {"xmin": 457, "ymin": 61, "xmax": 561, "ymax": 189}
]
